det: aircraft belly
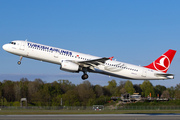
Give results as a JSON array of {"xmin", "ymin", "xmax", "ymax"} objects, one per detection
[
  {"xmin": 93, "ymin": 68, "xmax": 134, "ymax": 79},
  {"xmin": 93, "ymin": 67, "xmax": 167, "ymax": 80}
]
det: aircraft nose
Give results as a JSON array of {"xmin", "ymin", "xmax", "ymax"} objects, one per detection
[{"xmin": 2, "ymin": 44, "xmax": 8, "ymax": 51}]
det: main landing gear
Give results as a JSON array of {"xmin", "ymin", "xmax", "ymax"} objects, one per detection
[
  {"xmin": 17, "ymin": 56, "xmax": 23, "ymax": 65},
  {"xmin": 81, "ymin": 68, "xmax": 88, "ymax": 80},
  {"xmin": 82, "ymin": 74, "xmax": 88, "ymax": 80}
]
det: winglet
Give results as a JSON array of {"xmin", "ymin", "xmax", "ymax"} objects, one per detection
[{"xmin": 109, "ymin": 56, "xmax": 114, "ymax": 61}]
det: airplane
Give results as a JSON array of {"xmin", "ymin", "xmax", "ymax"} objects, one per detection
[{"xmin": 2, "ymin": 40, "xmax": 176, "ymax": 80}]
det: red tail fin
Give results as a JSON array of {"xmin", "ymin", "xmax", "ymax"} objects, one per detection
[{"xmin": 144, "ymin": 49, "xmax": 176, "ymax": 73}]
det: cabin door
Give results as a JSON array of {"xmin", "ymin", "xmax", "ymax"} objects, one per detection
[
  {"xmin": 20, "ymin": 42, "xmax": 26, "ymax": 50},
  {"xmin": 142, "ymin": 68, "xmax": 147, "ymax": 77}
]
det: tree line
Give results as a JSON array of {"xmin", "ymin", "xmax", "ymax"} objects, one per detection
[{"xmin": 0, "ymin": 78, "xmax": 180, "ymax": 106}]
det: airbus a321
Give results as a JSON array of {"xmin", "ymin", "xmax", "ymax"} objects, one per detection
[{"xmin": 2, "ymin": 40, "xmax": 176, "ymax": 80}]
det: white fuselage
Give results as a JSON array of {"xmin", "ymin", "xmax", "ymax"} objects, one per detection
[{"xmin": 2, "ymin": 40, "xmax": 173, "ymax": 80}]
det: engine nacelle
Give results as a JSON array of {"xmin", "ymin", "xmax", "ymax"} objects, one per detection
[{"xmin": 60, "ymin": 60, "xmax": 79, "ymax": 72}]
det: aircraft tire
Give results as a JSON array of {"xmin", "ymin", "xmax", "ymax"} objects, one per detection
[
  {"xmin": 82, "ymin": 74, "xmax": 88, "ymax": 80},
  {"xmin": 17, "ymin": 61, "xmax": 21, "ymax": 65}
]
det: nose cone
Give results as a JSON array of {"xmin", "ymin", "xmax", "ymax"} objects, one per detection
[{"xmin": 2, "ymin": 44, "xmax": 8, "ymax": 51}]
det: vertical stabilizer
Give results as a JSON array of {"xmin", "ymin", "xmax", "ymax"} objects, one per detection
[{"xmin": 144, "ymin": 49, "xmax": 176, "ymax": 73}]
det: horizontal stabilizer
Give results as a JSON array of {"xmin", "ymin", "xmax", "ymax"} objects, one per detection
[{"xmin": 155, "ymin": 73, "xmax": 174, "ymax": 79}]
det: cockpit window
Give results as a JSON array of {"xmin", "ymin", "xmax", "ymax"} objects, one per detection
[{"xmin": 9, "ymin": 42, "xmax": 16, "ymax": 45}]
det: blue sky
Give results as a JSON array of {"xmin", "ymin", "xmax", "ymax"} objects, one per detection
[{"xmin": 1, "ymin": 0, "xmax": 180, "ymax": 87}]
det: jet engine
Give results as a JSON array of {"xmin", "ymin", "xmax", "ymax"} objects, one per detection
[{"xmin": 60, "ymin": 60, "xmax": 79, "ymax": 72}]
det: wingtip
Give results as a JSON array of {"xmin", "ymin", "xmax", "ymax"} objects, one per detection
[{"xmin": 109, "ymin": 56, "xmax": 114, "ymax": 61}]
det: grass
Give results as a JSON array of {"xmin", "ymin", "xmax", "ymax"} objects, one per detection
[
  {"xmin": 1, "ymin": 100, "xmax": 180, "ymax": 115},
  {"xmin": 0, "ymin": 109, "xmax": 180, "ymax": 115}
]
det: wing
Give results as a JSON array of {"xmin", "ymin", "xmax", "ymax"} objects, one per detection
[
  {"xmin": 67, "ymin": 57, "xmax": 113, "ymax": 69},
  {"xmin": 78, "ymin": 57, "xmax": 109, "ymax": 66}
]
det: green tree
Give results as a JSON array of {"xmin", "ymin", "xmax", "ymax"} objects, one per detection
[
  {"xmin": 161, "ymin": 90, "xmax": 170, "ymax": 98},
  {"xmin": 52, "ymin": 94, "xmax": 62, "ymax": 106},
  {"xmin": 120, "ymin": 88, "xmax": 127, "ymax": 94},
  {"xmin": 62, "ymin": 90, "xmax": 80, "ymax": 106},
  {"xmin": 2, "ymin": 80, "xmax": 15, "ymax": 102},
  {"xmin": 124, "ymin": 80, "xmax": 135, "ymax": 95},
  {"xmin": 31, "ymin": 83, "xmax": 51, "ymax": 106},
  {"xmin": 94, "ymin": 85, "xmax": 103, "ymax": 97},
  {"xmin": 115, "ymin": 81, "xmax": 126, "ymax": 96},
  {"xmin": 19, "ymin": 78, "xmax": 29, "ymax": 100},
  {"xmin": 140, "ymin": 80, "xmax": 155, "ymax": 97},
  {"xmin": 51, "ymin": 81, "xmax": 62, "ymax": 97},
  {"xmin": 106, "ymin": 79, "xmax": 117, "ymax": 95},
  {"xmin": 133, "ymin": 84, "xmax": 142, "ymax": 94},
  {"xmin": 0, "ymin": 82, "xmax": 2, "ymax": 100},
  {"xmin": 13, "ymin": 101, "xmax": 20, "ymax": 106},
  {"xmin": 102, "ymin": 86, "xmax": 111, "ymax": 96},
  {"xmin": 58, "ymin": 80, "xmax": 75, "ymax": 94},
  {"xmin": 2, "ymin": 97, "xmax": 8, "ymax": 106},
  {"xmin": 14, "ymin": 82, "xmax": 21, "ymax": 101},
  {"xmin": 154, "ymin": 85, "xmax": 166, "ymax": 97},
  {"xmin": 76, "ymin": 81, "xmax": 95, "ymax": 106},
  {"xmin": 28, "ymin": 78, "xmax": 44, "ymax": 103},
  {"xmin": 174, "ymin": 83, "xmax": 180, "ymax": 99},
  {"xmin": 167, "ymin": 86, "xmax": 175, "ymax": 98},
  {"xmin": 92, "ymin": 95, "xmax": 108, "ymax": 105}
]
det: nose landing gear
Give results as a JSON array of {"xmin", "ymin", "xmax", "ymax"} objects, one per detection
[{"xmin": 17, "ymin": 56, "xmax": 23, "ymax": 65}]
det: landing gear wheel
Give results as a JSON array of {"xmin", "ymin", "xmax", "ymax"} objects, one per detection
[
  {"xmin": 17, "ymin": 61, "xmax": 21, "ymax": 65},
  {"xmin": 81, "ymin": 74, "xmax": 88, "ymax": 80},
  {"xmin": 17, "ymin": 56, "xmax": 23, "ymax": 65}
]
